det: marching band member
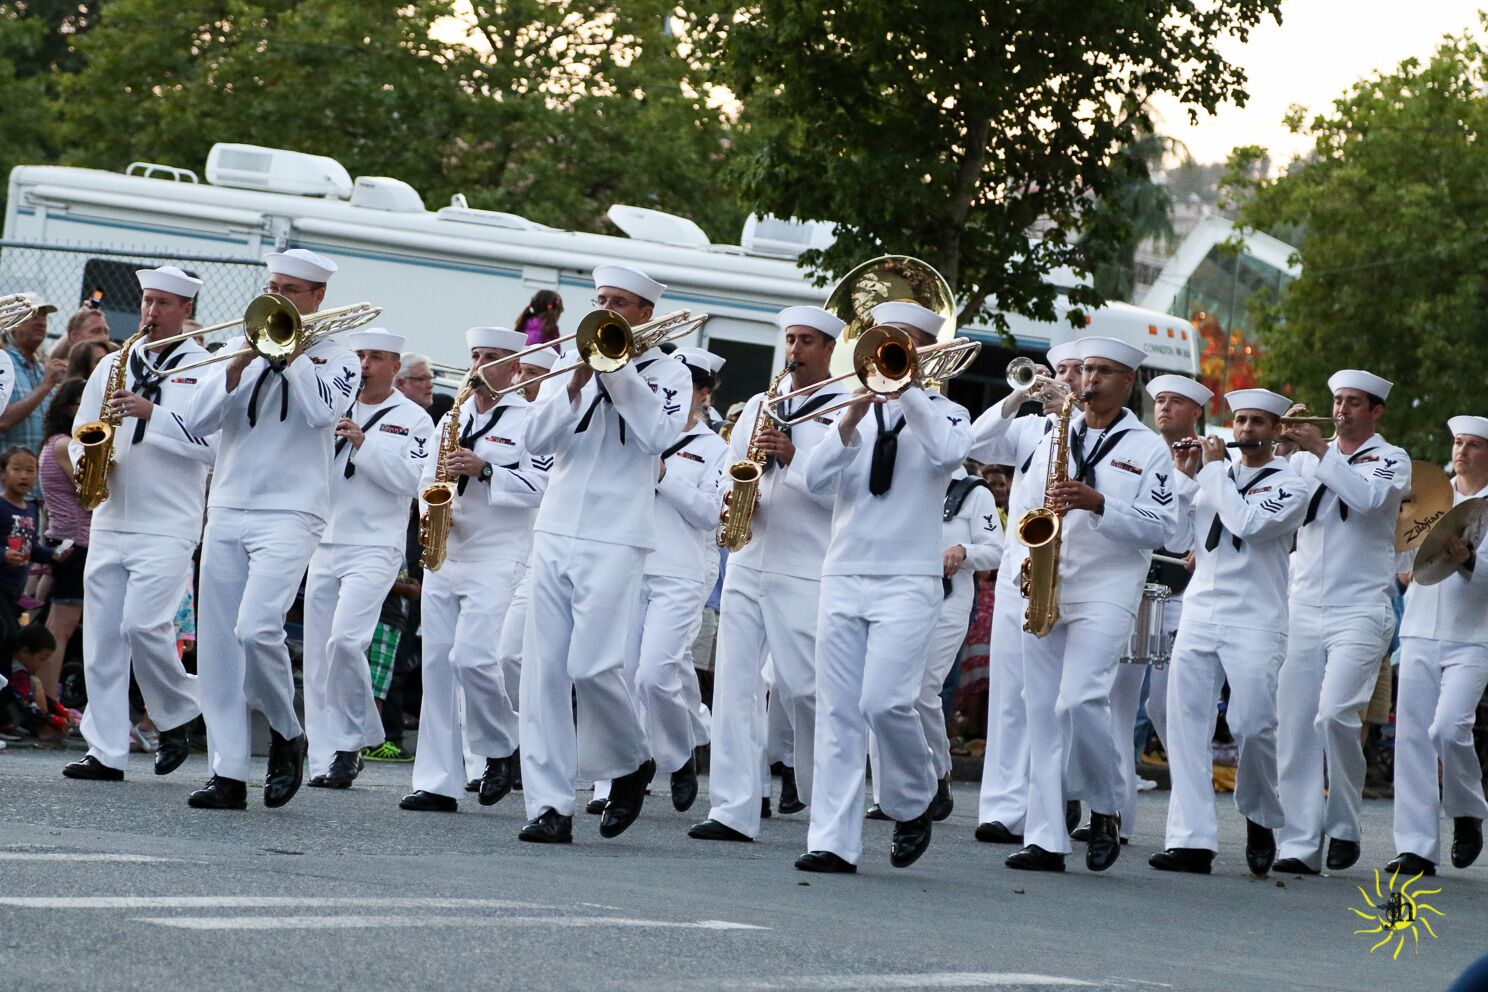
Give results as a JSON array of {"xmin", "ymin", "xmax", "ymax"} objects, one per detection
[
  {"xmin": 795, "ymin": 301, "xmax": 971, "ymax": 874},
  {"xmin": 1149, "ymin": 389, "xmax": 1308, "ymax": 875},
  {"xmin": 1274, "ymin": 370, "xmax": 1410, "ymax": 873},
  {"xmin": 401, "ymin": 327, "xmax": 545, "ymax": 813},
  {"xmin": 689, "ymin": 305, "xmax": 848, "ymax": 844},
  {"xmin": 966, "ymin": 342, "xmax": 1083, "ymax": 845},
  {"xmin": 63, "ymin": 266, "xmax": 213, "ymax": 782},
  {"xmin": 1388, "ymin": 416, "xmax": 1488, "ymax": 877},
  {"xmin": 1003, "ymin": 337, "xmax": 1179, "ymax": 873},
  {"xmin": 181, "ymin": 248, "xmax": 361, "ymax": 810},
  {"xmin": 302, "ymin": 329, "xmax": 432, "ymax": 790},
  {"xmin": 518, "ymin": 265, "xmax": 691, "ymax": 843}
]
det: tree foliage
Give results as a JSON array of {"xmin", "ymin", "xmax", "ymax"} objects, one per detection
[{"xmin": 1226, "ymin": 25, "xmax": 1488, "ymax": 463}]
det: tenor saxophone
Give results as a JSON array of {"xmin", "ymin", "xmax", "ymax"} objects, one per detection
[
  {"xmin": 1016, "ymin": 391, "xmax": 1077, "ymax": 636},
  {"xmin": 716, "ymin": 362, "xmax": 797, "ymax": 551},
  {"xmin": 418, "ymin": 381, "xmax": 474, "ymax": 571},
  {"xmin": 72, "ymin": 326, "xmax": 151, "ymax": 510}
]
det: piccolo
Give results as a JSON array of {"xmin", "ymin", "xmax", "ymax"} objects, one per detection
[{"xmin": 1171, "ymin": 439, "xmax": 1268, "ymax": 451}]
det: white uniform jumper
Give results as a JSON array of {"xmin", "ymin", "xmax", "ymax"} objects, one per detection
[
  {"xmin": 1276, "ymin": 435, "xmax": 1410, "ymax": 866},
  {"xmin": 303, "ymin": 391, "xmax": 432, "ymax": 776},
  {"xmin": 803, "ymin": 389, "xmax": 971, "ymax": 865},
  {"xmin": 183, "ymin": 337, "xmax": 361, "ymax": 782},
  {"xmin": 706, "ymin": 380, "xmax": 850, "ymax": 837},
  {"xmin": 519, "ymin": 355, "xmax": 691, "ymax": 819},
  {"xmin": 1393, "ymin": 481, "xmax": 1488, "ymax": 865},
  {"xmin": 74, "ymin": 341, "xmax": 215, "ymax": 771},
  {"xmin": 1163, "ymin": 458, "xmax": 1309, "ymax": 853}
]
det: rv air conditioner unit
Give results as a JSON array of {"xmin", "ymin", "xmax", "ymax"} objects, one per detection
[
  {"xmin": 351, "ymin": 176, "xmax": 424, "ymax": 213},
  {"xmin": 205, "ymin": 143, "xmax": 354, "ymax": 199},
  {"xmin": 741, "ymin": 214, "xmax": 836, "ymax": 259},
  {"xmin": 606, "ymin": 204, "xmax": 710, "ymax": 247}
]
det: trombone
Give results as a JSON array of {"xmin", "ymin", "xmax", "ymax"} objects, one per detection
[
  {"xmin": 135, "ymin": 293, "xmax": 382, "ymax": 376},
  {"xmin": 478, "ymin": 308, "xmax": 708, "ymax": 396}
]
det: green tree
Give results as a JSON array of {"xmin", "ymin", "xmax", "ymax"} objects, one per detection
[
  {"xmin": 683, "ymin": 0, "xmax": 1282, "ymax": 329},
  {"xmin": 1079, "ymin": 131, "xmax": 1181, "ymax": 301},
  {"xmin": 1226, "ymin": 25, "xmax": 1488, "ymax": 463}
]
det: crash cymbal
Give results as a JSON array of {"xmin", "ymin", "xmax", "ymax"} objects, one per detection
[
  {"xmin": 1413, "ymin": 497, "xmax": 1488, "ymax": 586},
  {"xmin": 1397, "ymin": 461, "xmax": 1455, "ymax": 552}
]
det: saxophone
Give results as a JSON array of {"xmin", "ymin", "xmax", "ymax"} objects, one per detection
[
  {"xmin": 1016, "ymin": 391, "xmax": 1077, "ymax": 636},
  {"xmin": 716, "ymin": 361, "xmax": 797, "ymax": 551},
  {"xmin": 72, "ymin": 326, "xmax": 151, "ymax": 510},
  {"xmin": 418, "ymin": 380, "xmax": 474, "ymax": 571}
]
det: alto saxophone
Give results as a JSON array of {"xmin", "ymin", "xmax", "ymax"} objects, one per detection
[
  {"xmin": 1016, "ymin": 391, "xmax": 1078, "ymax": 636},
  {"xmin": 418, "ymin": 380, "xmax": 474, "ymax": 571},
  {"xmin": 716, "ymin": 362, "xmax": 797, "ymax": 551},
  {"xmin": 72, "ymin": 326, "xmax": 151, "ymax": 510}
]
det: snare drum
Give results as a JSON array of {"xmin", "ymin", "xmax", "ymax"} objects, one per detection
[{"xmin": 1121, "ymin": 583, "xmax": 1172, "ymax": 668}]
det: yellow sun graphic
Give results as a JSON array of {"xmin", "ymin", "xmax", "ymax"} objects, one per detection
[{"xmin": 1349, "ymin": 866, "xmax": 1445, "ymax": 959}]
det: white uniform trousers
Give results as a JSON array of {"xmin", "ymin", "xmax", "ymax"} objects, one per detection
[
  {"xmin": 681, "ymin": 603, "xmax": 709, "ymax": 748},
  {"xmin": 633, "ymin": 574, "xmax": 709, "ymax": 775},
  {"xmin": 766, "ymin": 659, "xmax": 794, "ymax": 771},
  {"xmin": 1163, "ymin": 621, "xmax": 1287, "ymax": 852},
  {"xmin": 976, "ymin": 575, "xmax": 1031, "ymax": 832},
  {"xmin": 1277, "ymin": 602, "xmax": 1394, "ymax": 865},
  {"xmin": 1110, "ymin": 657, "xmax": 1144, "ymax": 839},
  {"xmin": 79, "ymin": 531, "xmax": 200, "ymax": 771},
  {"xmin": 1021, "ymin": 599, "xmax": 1132, "ymax": 854},
  {"xmin": 705, "ymin": 566, "xmax": 820, "ymax": 837},
  {"xmin": 808, "ymin": 574, "xmax": 940, "ymax": 865},
  {"xmin": 494, "ymin": 564, "xmax": 530, "ymax": 722},
  {"xmin": 412, "ymin": 556, "xmax": 521, "ymax": 800},
  {"xmin": 520, "ymin": 534, "xmax": 649, "ymax": 819},
  {"xmin": 1393, "ymin": 637, "xmax": 1488, "ymax": 864},
  {"xmin": 1142, "ymin": 594, "xmax": 1183, "ymax": 748},
  {"xmin": 198, "ymin": 508, "xmax": 323, "ymax": 782},
  {"xmin": 302, "ymin": 543, "xmax": 401, "ymax": 775}
]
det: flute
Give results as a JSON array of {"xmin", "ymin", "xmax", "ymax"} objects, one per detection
[{"xmin": 1171, "ymin": 439, "xmax": 1267, "ymax": 451}]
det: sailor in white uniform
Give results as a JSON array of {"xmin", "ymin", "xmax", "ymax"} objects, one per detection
[
  {"xmin": 794, "ymin": 300, "xmax": 972, "ymax": 874},
  {"xmin": 1149, "ymin": 388, "xmax": 1308, "ymax": 876},
  {"xmin": 181, "ymin": 248, "xmax": 361, "ymax": 810},
  {"xmin": 302, "ymin": 329, "xmax": 432, "ymax": 790},
  {"xmin": 1388, "ymin": 415, "xmax": 1488, "ymax": 877},
  {"xmin": 1274, "ymin": 369, "xmax": 1410, "ymax": 874},
  {"xmin": 518, "ymin": 265, "xmax": 691, "ymax": 843},
  {"xmin": 63, "ymin": 266, "xmax": 214, "ymax": 783},
  {"xmin": 400, "ymin": 327, "xmax": 546, "ymax": 813},
  {"xmin": 688, "ymin": 305, "xmax": 849, "ymax": 844}
]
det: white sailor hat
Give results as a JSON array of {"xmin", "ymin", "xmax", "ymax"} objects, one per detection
[
  {"xmin": 1146, "ymin": 373, "xmax": 1212, "ymax": 407},
  {"xmin": 870, "ymin": 300, "xmax": 945, "ymax": 338},
  {"xmin": 346, "ymin": 328, "xmax": 405, "ymax": 355},
  {"xmin": 519, "ymin": 346, "xmax": 560, "ymax": 371},
  {"xmin": 135, "ymin": 265, "xmax": 203, "ymax": 300},
  {"xmin": 593, "ymin": 264, "xmax": 664, "ymax": 305},
  {"xmin": 16, "ymin": 292, "xmax": 56, "ymax": 318},
  {"xmin": 1327, "ymin": 368, "xmax": 1392, "ymax": 402},
  {"xmin": 1224, "ymin": 388, "xmax": 1291, "ymax": 418},
  {"xmin": 1075, "ymin": 335, "xmax": 1146, "ymax": 371},
  {"xmin": 1047, "ymin": 341, "xmax": 1082, "ymax": 366},
  {"xmin": 673, "ymin": 347, "xmax": 719, "ymax": 375},
  {"xmin": 774, "ymin": 305, "xmax": 845, "ymax": 339},
  {"xmin": 264, "ymin": 248, "xmax": 338, "ymax": 283},
  {"xmin": 1447, "ymin": 415, "xmax": 1488, "ymax": 441},
  {"xmin": 466, "ymin": 326, "xmax": 526, "ymax": 352}
]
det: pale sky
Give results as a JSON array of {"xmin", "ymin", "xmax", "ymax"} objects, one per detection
[{"xmin": 1149, "ymin": 0, "xmax": 1487, "ymax": 166}]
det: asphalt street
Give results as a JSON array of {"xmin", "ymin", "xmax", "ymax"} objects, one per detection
[{"xmin": 0, "ymin": 746, "xmax": 1483, "ymax": 992}]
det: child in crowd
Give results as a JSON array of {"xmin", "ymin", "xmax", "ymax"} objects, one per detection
[
  {"xmin": 0, "ymin": 446, "xmax": 74, "ymax": 714},
  {"xmin": 0, "ymin": 624, "xmax": 61, "ymax": 741}
]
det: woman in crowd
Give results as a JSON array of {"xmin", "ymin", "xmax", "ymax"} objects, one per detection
[{"xmin": 37, "ymin": 379, "xmax": 91, "ymax": 722}]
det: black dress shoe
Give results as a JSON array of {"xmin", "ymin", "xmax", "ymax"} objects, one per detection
[
  {"xmin": 519, "ymin": 808, "xmax": 573, "ymax": 844},
  {"xmin": 399, "ymin": 789, "xmax": 457, "ymax": 812},
  {"xmin": 1006, "ymin": 844, "xmax": 1066, "ymax": 872},
  {"xmin": 600, "ymin": 758, "xmax": 655, "ymax": 839},
  {"xmin": 307, "ymin": 774, "xmax": 331, "ymax": 788},
  {"xmin": 688, "ymin": 818, "xmax": 753, "ymax": 842},
  {"xmin": 1326, "ymin": 838, "xmax": 1361, "ymax": 872},
  {"xmin": 187, "ymin": 775, "xmax": 248, "ymax": 810},
  {"xmin": 761, "ymin": 797, "xmax": 772, "ymax": 819},
  {"xmin": 1386, "ymin": 852, "xmax": 1436, "ymax": 877},
  {"xmin": 795, "ymin": 850, "xmax": 856, "ymax": 873},
  {"xmin": 1245, "ymin": 819, "xmax": 1276, "ymax": 876},
  {"xmin": 864, "ymin": 803, "xmax": 890, "ymax": 821},
  {"xmin": 263, "ymin": 730, "xmax": 307, "ymax": 809},
  {"xmin": 1086, "ymin": 811, "xmax": 1121, "ymax": 872},
  {"xmin": 928, "ymin": 779, "xmax": 954, "ymax": 822},
  {"xmin": 1271, "ymin": 857, "xmax": 1320, "ymax": 875},
  {"xmin": 670, "ymin": 756, "xmax": 698, "ymax": 813},
  {"xmin": 975, "ymin": 821, "xmax": 1023, "ymax": 844},
  {"xmin": 154, "ymin": 725, "xmax": 191, "ymax": 776},
  {"xmin": 466, "ymin": 779, "xmax": 480, "ymax": 793},
  {"xmin": 891, "ymin": 809, "xmax": 933, "ymax": 868},
  {"xmin": 1065, "ymin": 799, "xmax": 1081, "ymax": 834},
  {"xmin": 585, "ymin": 797, "xmax": 607, "ymax": 814},
  {"xmin": 324, "ymin": 750, "xmax": 363, "ymax": 789},
  {"xmin": 511, "ymin": 748, "xmax": 522, "ymax": 791},
  {"xmin": 1070, "ymin": 822, "xmax": 1090, "ymax": 842},
  {"xmin": 777, "ymin": 766, "xmax": 805, "ymax": 814},
  {"xmin": 1148, "ymin": 847, "xmax": 1215, "ymax": 874},
  {"xmin": 478, "ymin": 755, "xmax": 514, "ymax": 807},
  {"xmin": 1451, "ymin": 817, "xmax": 1483, "ymax": 869},
  {"xmin": 63, "ymin": 755, "xmax": 124, "ymax": 782}
]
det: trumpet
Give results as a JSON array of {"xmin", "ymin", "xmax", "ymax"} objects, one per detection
[
  {"xmin": 480, "ymin": 308, "xmax": 708, "ymax": 396},
  {"xmin": 1005, "ymin": 356, "xmax": 1073, "ymax": 403},
  {"xmin": 135, "ymin": 293, "xmax": 382, "ymax": 376}
]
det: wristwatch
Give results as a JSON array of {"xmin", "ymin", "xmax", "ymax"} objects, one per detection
[{"xmin": 478, "ymin": 463, "xmax": 493, "ymax": 483}]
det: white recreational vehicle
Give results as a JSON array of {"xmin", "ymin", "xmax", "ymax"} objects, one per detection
[{"xmin": 2, "ymin": 142, "xmax": 1197, "ymax": 414}]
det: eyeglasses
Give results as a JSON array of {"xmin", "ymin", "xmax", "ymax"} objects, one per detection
[
  {"xmin": 262, "ymin": 283, "xmax": 314, "ymax": 296},
  {"xmin": 1078, "ymin": 364, "xmax": 1126, "ymax": 377},
  {"xmin": 591, "ymin": 295, "xmax": 637, "ymax": 309}
]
